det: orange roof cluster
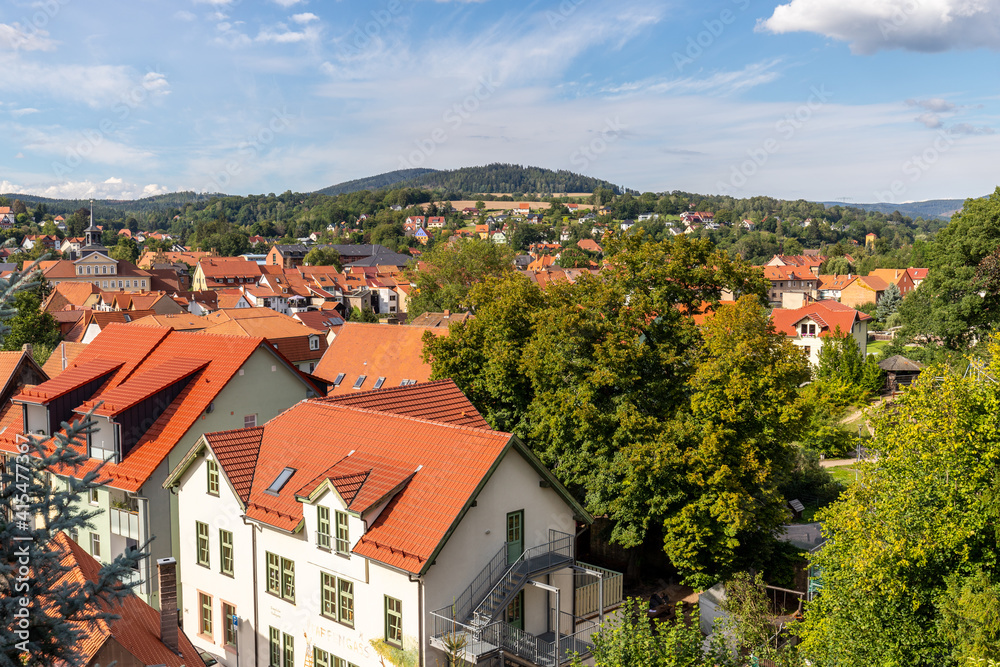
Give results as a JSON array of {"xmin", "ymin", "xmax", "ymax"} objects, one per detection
[
  {"xmin": 321, "ymin": 378, "xmax": 491, "ymax": 429},
  {"xmin": 816, "ymin": 274, "xmax": 857, "ymax": 290},
  {"xmin": 761, "ymin": 265, "xmax": 818, "ymax": 281},
  {"xmin": 201, "ymin": 379, "xmax": 508, "ymax": 573},
  {"xmin": 2, "ymin": 323, "xmax": 317, "ymax": 492},
  {"xmin": 78, "ymin": 358, "xmax": 209, "ymax": 417},
  {"xmin": 41, "ymin": 342, "xmax": 90, "ymax": 379},
  {"xmin": 313, "ymin": 322, "xmax": 445, "ymax": 391},
  {"xmin": 49, "ymin": 532, "xmax": 203, "ymax": 667}
]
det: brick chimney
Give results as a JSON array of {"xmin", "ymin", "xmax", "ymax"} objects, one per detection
[
  {"xmin": 21, "ymin": 343, "xmax": 32, "ymax": 356},
  {"xmin": 157, "ymin": 557, "xmax": 180, "ymax": 653}
]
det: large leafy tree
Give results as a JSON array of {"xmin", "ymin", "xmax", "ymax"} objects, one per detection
[
  {"xmin": 799, "ymin": 347, "xmax": 1000, "ymax": 665},
  {"xmin": 405, "ymin": 238, "xmax": 514, "ymax": 319},
  {"xmin": 2, "ymin": 283, "xmax": 61, "ymax": 358},
  {"xmin": 900, "ymin": 188, "xmax": 1000, "ymax": 348},
  {"xmin": 425, "ymin": 233, "xmax": 802, "ymax": 585}
]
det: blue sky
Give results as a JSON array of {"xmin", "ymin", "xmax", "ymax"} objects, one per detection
[{"xmin": 1, "ymin": 0, "xmax": 999, "ymax": 203}]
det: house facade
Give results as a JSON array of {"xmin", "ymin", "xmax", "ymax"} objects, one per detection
[
  {"xmin": 164, "ymin": 380, "xmax": 620, "ymax": 667},
  {"xmin": 771, "ymin": 300, "xmax": 870, "ymax": 366}
]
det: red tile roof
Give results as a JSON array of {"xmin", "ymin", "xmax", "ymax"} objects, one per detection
[
  {"xmin": 762, "ymin": 265, "xmax": 818, "ymax": 281},
  {"xmin": 320, "ymin": 378, "xmax": 491, "ymax": 429},
  {"xmin": 816, "ymin": 274, "xmax": 857, "ymax": 290},
  {"xmin": 41, "ymin": 342, "xmax": 89, "ymax": 379},
  {"xmin": 771, "ymin": 299, "xmax": 871, "ymax": 338},
  {"xmin": 78, "ymin": 358, "xmax": 209, "ymax": 417},
  {"xmin": 14, "ymin": 357, "xmax": 124, "ymax": 404},
  {"xmin": 907, "ymin": 267, "xmax": 929, "ymax": 281},
  {"xmin": 202, "ymin": 387, "xmax": 512, "ymax": 574},
  {"xmin": 313, "ymin": 322, "xmax": 446, "ymax": 392},
  {"xmin": 50, "ymin": 532, "xmax": 204, "ymax": 667}
]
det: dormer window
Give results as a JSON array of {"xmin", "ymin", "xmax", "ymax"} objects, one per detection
[{"xmin": 309, "ymin": 336, "xmax": 319, "ymax": 351}]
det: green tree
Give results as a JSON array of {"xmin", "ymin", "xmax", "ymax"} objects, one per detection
[
  {"xmin": 556, "ymin": 245, "xmax": 591, "ymax": 268},
  {"xmin": 900, "ymin": 188, "xmax": 1000, "ymax": 348},
  {"xmin": 782, "ymin": 237, "xmax": 804, "ymax": 255},
  {"xmin": 304, "ymin": 246, "xmax": 342, "ymax": 269},
  {"xmin": 2, "ymin": 287, "xmax": 61, "ymax": 353},
  {"xmin": 571, "ymin": 598, "xmax": 735, "ymax": 667},
  {"xmin": 875, "ymin": 282, "xmax": 902, "ymax": 322},
  {"xmin": 405, "ymin": 239, "xmax": 514, "ymax": 319},
  {"xmin": 798, "ymin": 349, "xmax": 1000, "ymax": 666},
  {"xmin": 109, "ymin": 236, "xmax": 139, "ymax": 264}
]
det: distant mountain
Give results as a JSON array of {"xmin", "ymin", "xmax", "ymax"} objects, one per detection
[
  {"xmin": 821, "ymin": 198, "xmax": 974, "ymax": 220},
  {"xmin": 315, "ymin": 163, "xmax": 623, "ymax": 196},
  {"xmin": 315, "ymin": 168, "xmax": 439, "ymax": 196}
]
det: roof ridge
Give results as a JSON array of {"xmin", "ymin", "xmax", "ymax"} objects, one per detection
[{"xmin": 308, "ymin": 400, "xmax": 508, "ymax": 438}]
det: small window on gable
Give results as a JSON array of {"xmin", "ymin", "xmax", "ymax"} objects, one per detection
[
  {"xmin": 309, "ymin": 336, "xmax": 319, "ymax": 351},
  {"xmin": 353, "ymin": 375, "xmax": 366, "ymax": 389},
  {"xmin": 334, "ymin": 373, "xmax": 345, "ymax": 387},
  {"xmin": 265, "ymin": 467, "xmax": 296, "ymax": 495},
  {"xmin": 374, "ymin": 377, "xmax": 385, "ymax": 390},
  {"xmin": 244, "ymin": 414, "xmax": 257, "ymax": 428}
]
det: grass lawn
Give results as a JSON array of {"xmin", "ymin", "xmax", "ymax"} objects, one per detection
[
  {"xmin": 867, "ymin": 340, "xmax": 889, "ymax": 357},
  {"xmin": 828, "ymin": 465, "xmax": 859, "ymax": 486}
]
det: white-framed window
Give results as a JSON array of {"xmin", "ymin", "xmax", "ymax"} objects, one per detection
[
  {"xmin": 309, "ymin": 336, "xmax": 319, "ymax": 351},
  {"xmin": 90, "ymin": 532, "xmax": 101, "ymax": 558},
  {"xmin": 244, "ymin": 414, "xmax": 257, "ymax": 428}
]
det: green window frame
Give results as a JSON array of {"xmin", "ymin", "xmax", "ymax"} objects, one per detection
[
  {"xmin": 199, "ymin": 592, "xmax": 212, "ymax": 636},
  {"xmin": 281, "ymin": 557, "xmax": 295, "ymax": 602},
  {"xmin": 283, "ymin": 632, "xmax": 294, "ymax": 667},
  {"xmin": 335, "ymin": 511, "xmax": 350, "ymax": 555},
  {"xmin": 321, "ymin": 572, "xmax": 337, "ymax": 619},
  {"xmin": 207, "ymin": 459, "xmax": 219, "ymax": 495},
  {"xmin": 219, "ymin": 529, "xmax": 234, "ymax": 576},
  {"xmin": 385, "ymin": 596, "xmax": 402, "ymax": 646},
  {"xmin": 269, "ymin": 627, "xmax": 281, "ymax": 667},
  {"xmin": 266, "ymin": 552, "xmax": 280, "ymax": 594},
  {"xmin": 196, "ymin": 521, "xmax": 210, "ymax": 567},
  {"xmin": 338, "ymin": 579, "xmax": 354, "ymax": 627},
  {"xmin": 317, "ymin": 506, "xmax": 331, "ymax": 549},
  {"xmin": 222, "ymin": 602, "xmax": 237, "ymax": 647},
  {"xmin": 314, "ymin": 647, "xmax": 330, "ymax": 667}
]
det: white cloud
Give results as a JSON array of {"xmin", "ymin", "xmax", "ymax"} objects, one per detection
[
  {"xmin": 907, "ymin": 97, "xmax": 957, "ymax": 112},
  {"xmin": 10, "ymin": 108, "xmax": 39, "ymax": 117},
  {"xmin": 256, "ymin": 25, "xmax": 320, "ymax": 44},
  {"xmin": 950, "ymin": 122, "xmax": 995, "ymax": 135},
  {"xmin": 174, "ymin": 10, "xmax": 197, "ymax": 21},
  {"xmin": 192, "ymin": 0, "xmax": 235, "ymax": 5},
  {"xmin": 0, "ymin": 22, "xmax": 56, "ymax": 51},
  {"xmin": 214, "ymin": 22, "xmax": 252, "ymax": 48},
  {"xmin": 272, "ymin": 0, "xmax": 304, "ymax": 7},
  {"xmin": 759, "ymin": 0, "xmax": 1000, "ymax": 54},
  {"xmin": 0, "ymin": 58, "xmax": 171, "ymax": 109},
  {"xmin": 916, "ymin": 112, "xmax": 944, "ymax": 128},
  {"xmin": 606, "ymin": 60, "xmax": 783, "ymax": 97},
  {"xmin": 14, "ymin": 152, "xmax": 23, "ymax": 159},
  {"xmin": 291, "ymin": 12, "xmax": 319, "ymax": 24},
  {"xmin": 0, "ymin": 178, "xmax": 169, "ymax": 200}
]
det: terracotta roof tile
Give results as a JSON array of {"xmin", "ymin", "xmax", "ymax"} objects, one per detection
[
  {"xmin": 771, "ymin": 299, "xmax": 871, "ymax": 338},
  {"xmin": 14, "ymin": 357, "xmax": 124, "ymax": 404},
  {"xmin": 78, "ymin": 358, "xmax": 209, "ymax": 417},
  {"xmin": 320, "ymin": 378, "xmax": 491, "ymax": 429},
  {"xmin": 205, "ymin": 426, "xmax": 265, "ymax": 504},
  {"xmin": 313, "ymin": 322, "xmax": 446, "ymax": 391}
]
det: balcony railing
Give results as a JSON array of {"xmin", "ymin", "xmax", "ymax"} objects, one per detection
[
  {"xmin": 110, "ymin": 507, "xmax": 139, "ymax": 540},
  {"xmin": 574, "ymin": 562, "xmax": 623, "ymax": 618}
]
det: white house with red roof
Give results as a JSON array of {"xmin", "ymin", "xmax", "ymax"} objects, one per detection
[
  {"xmin": 164, "ymin": 380, "xmax": 621, "ymax": 667},
  {"xmin": 770, "ymin": 299, "xmax": 870, "ymax": 365},
  {"xmin": 0, "ymin": 323, "xmax": 322, "ymax": 609}
]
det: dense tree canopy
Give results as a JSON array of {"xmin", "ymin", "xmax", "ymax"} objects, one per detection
[{"xmin": 405, "ymin": 239, "xmax": 514, "ymax": 319}]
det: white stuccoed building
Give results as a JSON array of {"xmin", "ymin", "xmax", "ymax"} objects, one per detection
[{"xmin": 165, "ymin": 379, "xmax": 621, "ymax": 667}]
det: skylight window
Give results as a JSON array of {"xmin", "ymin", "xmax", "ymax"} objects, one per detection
[
  {"xmin": 353, "ymin": 375, "xmax": 367, "ymax": 389},
  {"xmin": 399, "ymin": 379, "xmax": 409, "ymax": 386},
  {"xmin": 334, "ymin": 373, "xmax": 345, "ymax": 387},
  {"xmin": 265, "ymin": 468, "xmax": 296, "ymax": 495},
  {"xmin": 374, "ymin": 377, "xmax": 386, "ymax": 390}
]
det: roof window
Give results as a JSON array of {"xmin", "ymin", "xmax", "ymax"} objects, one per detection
[
  {"xmin": 353, "ymin": 375, "xmax": 367, "ymax": 389},
  {"xmin": 374, "ymin": 377, "xmax": 385, "ymax": 390},
  {"xmin": 265, "ymin": 467, "xmax": 296, "ymax": 495},
  {"xmin": 333, "ymin": 373, "xmax": 345, "ymax": 387}
]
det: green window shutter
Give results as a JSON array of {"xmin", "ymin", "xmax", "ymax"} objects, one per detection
[
  {"xmin": 269, "ymin": 627, "xmax": 281, "ymax": 667},
  {"xmin": 266, "ymin": 552, "xmax": 280, "ymax": 594},
  {"xmin": 219, "ymin": 529, "xmax": 234, "ymax": 576},
  {"xmin": 317, "ymin": 506, "xmax": 331, "ymax": 549},
  {"xmin": 321, "ymin": 572, "xmax": 337, "ymax": 619},
  {"xmin": 196, "ymin": 522, "xmax": 210, "ymax": 567},
  {"xmin": 338, "ymin": 579, "xmax": 354, "ymax": 627},
  {"xmin": 335, "ymin": 511, "xmax": 350, "ymax": 555}
]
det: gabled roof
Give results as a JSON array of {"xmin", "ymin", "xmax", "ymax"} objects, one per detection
[
  {"xmin": 14, "ymin": 357, "xmax": 125, "ymax": 404},
  {"xmin": 312, "ymin": 322, "xmax": 446, "ymax": 392},
  {"xmin": 78, "ymin": 358, "xmax": 209, "ymax": 417},
  {"xmin": 41, "ymin": 342, "xmax": 90, "ymax": 379},
  {"xmin": 762, "ymin": 265, "xmax": 817, "ymax": 281},
  {"xmin": 771, "ymin": 299, "xmax": 871, "ymax": 338},
  {"xmin": 816, "ymin": 274, "xmax": 857, "ymax": 290},
  {"xmin": 407, "ymin": 311, "xmax": 473, "ymax": 328},
  {"xmin": 850, "ymin": 275, "xmax": 889, "ymax": 292},
  {"xmin": 879, "ymin": 355, "xmax": 925, "ymax": 372},
  {"xmin": 49, "ymin": 532, "xmax": 204, "ymax": 667},
  {"xmin": 907, "ymin": 267, "xmax": 929, "ymax": 281},
  {"xmin": 321, "ymin": 378, "xmax": 491, "ymax": 429}
]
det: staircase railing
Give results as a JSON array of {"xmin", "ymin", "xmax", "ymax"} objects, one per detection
[
  {"xmin": 446, "ymin": 541, "xmax": 511, "ymax": 623},
  {"xmin": 471, "ymin": 530, "xmax": 574, "ymax": 627}
]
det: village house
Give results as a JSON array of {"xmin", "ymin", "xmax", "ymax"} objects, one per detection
[
  {"xmin": 163, "ymin": 379, "xmax": 620, "ymax": 667},
  {"xmin": 839, "ymin": 274, "xmax": 888, "ymax": 309},
  {"xmin": 0, "ymin": 324, "xmax": 323, "ymax": 608},
  {"xmin": 761, "ymin": 265, "xmax": 819, "ymax": 307},
  {"xmin": 771, "ymin": 300, "xmax": 870, "ymax": 366},
  {"xmin": 907, "ymin": 267, "xmax": 928, "ymax": 288},
  {"xmin": 192, "ymin": 257, "xmax": 263, "ymax": 291},
  {"xmin": 868, "ymin": 268, "xmax": 916, "ymax": 297},
  {"xmin": 0, "ymin": 206, "xmax": 16, "ymax": 228},
  {"xmin": 816, "ymin": 274, "xmax": 856, "ymax": 301},
  {"xmin": 427, "ymin": 216, "xmax": 446, "ymax": 228},
  {"xmin": 22, "ymin": 234, "xmax": 60, "ymax": 251},
  {"xmin": 267, "ymin": 244, "xmax": 310, "ymax": 268}
]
